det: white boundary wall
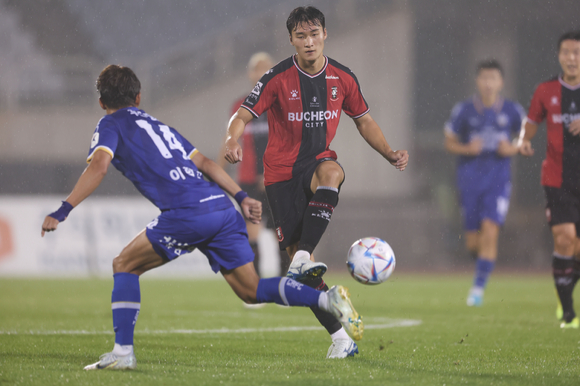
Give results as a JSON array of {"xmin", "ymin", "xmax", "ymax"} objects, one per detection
[{"xmin": 0, "ymin": 196, "xmax": 282, "ymax": 278}]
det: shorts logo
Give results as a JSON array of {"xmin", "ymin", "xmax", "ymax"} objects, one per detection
[
  {"xmin": 276, "ymin": 227, "xmax": 284, "ymax": 242},
  {"xmin": 546, "ymin": 208, "xmax": 551, "ymax": 223},
  {"xmin": 331, "ymin": 86, "xmax": 338, "ymax": 100}
]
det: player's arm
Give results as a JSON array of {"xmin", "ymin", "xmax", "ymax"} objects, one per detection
[
  {"xmin": 224, "ymin": 108, "xmax": 254, "ymax": 164},
  {"xmin": 518, "ymin": 118, "xmax": 538, "ymax": 157},
  {"xmin": 353, "ymin": 113, "xmax": 408, "ymax": 171},
  {"xmin": 41, "ymin": 150, "xmax": 112, "ymax": 236},
  {"xmin": 191, "ymin": 151, "xmax": 261, "ymax": 224},
  {"xmin": 444, "ymin": 131, "xmax": 483, "ymax": 156}
]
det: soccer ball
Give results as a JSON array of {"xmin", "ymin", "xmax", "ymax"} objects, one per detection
[{"xmin": 346, "ymin": 237, "xmax": 396, "ymax": 285}]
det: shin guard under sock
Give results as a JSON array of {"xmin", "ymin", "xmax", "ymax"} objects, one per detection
[
  {"xmin": 111, "ymin": 272, "xmax": 141, "ymax": 346},
  {"xmin": 302, "ymin": 276, "xmax": 342, "ymax": 335},
  {"xmin": 298, "ymin": 186, "xmax": 339, "ymax": 254},
  {"xmin": 553, "ymin": 255, "xmax": 576, "ymax": 323}
]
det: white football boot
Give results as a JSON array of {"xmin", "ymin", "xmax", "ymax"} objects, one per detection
[
  {"xmin": 326, "ymin": 339, "xmax": 359, "ymax": 359},
  {"xmin": 84, "ymin": 351, "xmax": 137, "ymax": 370},
  {"xmin": 286, "ymin": 256, "xmax": 327, "ymax": 282},
  {"xmin": 327, "ymin": 285, "xmax": 364, "ymax": 341}
]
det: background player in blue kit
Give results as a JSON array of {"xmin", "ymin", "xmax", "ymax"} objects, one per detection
[
  {"xmin": 40, "ymin": 65, "xmax": 363, "ymax": 370},
  {"xmin": 444, "ymin": 60, "xmax": 525, "ymax": 306}
]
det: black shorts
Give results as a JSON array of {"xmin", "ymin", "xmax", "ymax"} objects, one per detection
[
  {"xmin": 265, "ymin": 158, "xmax": 344, "ymax": 250},
  {"xmin": 544, "ymin": 186, "xmax": 580, "ymax": 233},
  {"xmin": 239, "ymin": 182, "xmax": 272, "ymax": 228}
]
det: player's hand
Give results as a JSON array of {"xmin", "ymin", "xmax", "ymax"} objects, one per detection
[
  {"xmin": 386, "ymin": 150, "xmax": 409, "ymax": 171},
  {"xmin": 496, "ymin": 140, "xmax": 518, "ymax": 157},
  {"xmin": 41, "ymin": 216, "xmax": 60, "ymax": 237},
  {"xmin": 569, "ymin": 119, "xmax": 580, "ymax": 136},
  {"xmin": 224, "ymin": 138, "xmax": 243, "ymax": 164},
  {"xmin": 465, "ymin": 138, "xmax": 483, "ymax": 156},
  {"xmin": 519, "ymin": 139, "xmax": 534, "ymax": 157},
  {"xmin": 241, "ymin": 197, "xmax": 262, "ymax": 224}
]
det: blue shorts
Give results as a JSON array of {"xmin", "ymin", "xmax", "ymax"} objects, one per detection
[
  {"xmin": 459, "ymin": 181, "xmax": 511, "ymax": 231},
  {"xmin": 145, "ymin": 206, "xmax": 254, "ymax": 273}
]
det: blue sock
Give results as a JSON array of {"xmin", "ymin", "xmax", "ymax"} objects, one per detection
[
  {"xmin": 111, "ymin": 272, "xmax": 141, "ymax": 346},
  {"xmin": 473, "ymin": 258, "xmax": 495, "ymax": 289},
  {"xmin": 256, "ymin": 277, "xmax": 321, "ymax": 307}
]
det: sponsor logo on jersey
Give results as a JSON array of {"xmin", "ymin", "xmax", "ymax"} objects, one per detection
[
  {"xmin": 496, "ymin": 113, "xmax": 509, "ymax": 127},
  {"xmin": 288, "ymin": 109, "xmax": 340, "ymax": 128},
  {"xmin": 331, "ymin": 86, "xmax": 338, "ymax": 100},
  {"xmin": 251, "ymin": 81, "xmax": 263, "ymax": 96},
  {"xmin": 310, "ymin": 96, "xmax": 320, "ymax": 108},
  {"xmin": 325, "ymin": 75, "xmax": 339, "ymax": 79},
  {"xmin": 91, "ymin": 132, "xmax": 99, "ymax": 148},
  {"xmin": 289, "ymin": 89, "xmax": 300, "ymax": 101},
  {"xmin": 552, "ymin": 113, "xmax": 580, "ymax": 126}
]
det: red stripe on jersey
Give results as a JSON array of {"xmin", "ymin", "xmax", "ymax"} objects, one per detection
[{"xmin": 527, "ymin": 78, "xmax": 563, "ymax": 187}]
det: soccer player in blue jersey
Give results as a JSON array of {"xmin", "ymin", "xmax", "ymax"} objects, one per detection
[
  {"xmin": 444, "ymin": 60, "xmax": 525, "ymax": 306},
  {"xmin": 40, "ymin": 65, "xmax": 363, "ymax": 370}
]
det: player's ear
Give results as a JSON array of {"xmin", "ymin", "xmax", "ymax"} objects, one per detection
[
  {"xmin": 323, "ymin": 28, "xmax": 327, "ymax": 40},
  {"xmin": 98, "ymin": 98, "xmax": 106, "ymax": 111},
  {"xmin": 135, "ymin": 93, "xmax": 141, "ymax": 107}
]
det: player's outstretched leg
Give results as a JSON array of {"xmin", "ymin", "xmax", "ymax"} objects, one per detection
[
  {"xmin": 467, "ymin": 220, "xmax": 498, "ymax": 307},
  {"xmin": 85, "ymin": 272, "xmax": 140, "ymax": 370},
  {"xmin": 223, "ymin": 263, "xmax": 364, "ymax": 342}
]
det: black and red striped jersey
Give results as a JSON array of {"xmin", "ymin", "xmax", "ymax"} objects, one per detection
[
  {"xmin": 527, "ymin": 76, "xmax": 580, "ymax": 188},
  {"xmin": 241, "ymin": 55, "xmax": 369, "ymax": 186}
]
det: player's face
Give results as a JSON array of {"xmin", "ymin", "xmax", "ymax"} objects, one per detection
[
  {"xmin": 475, "ymin": 69, "xmax": 503, "ymax": 101},
  {"xmin": 559, "ymin": 39, "xmax": 580, "ymax": 80},
  {"xmin": 290, "ymin": 22, "xmax": 327, "ymax": 63}
]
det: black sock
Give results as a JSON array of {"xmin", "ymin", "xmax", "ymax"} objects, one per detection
[
  {"xmin": 553, "ymin": 255, "xmax": 576, "ymax": 322},
  {"xmin": 302, "ymin": 276, "xmax": 342, "ymax": 335},
  {"xmin": 280, "ymin": 251, "xmax": 291, "ymax": 276},
  {"xmin": 250, "ymin": 241, "xmax": 261, "ymax": 278},
  {"xmin": 573, "ymin": 259, "xmax": 580, "ymax": 288},
  {"xmin": 298, "ymin": 187, "xmax": 339, "ymax": 254}
]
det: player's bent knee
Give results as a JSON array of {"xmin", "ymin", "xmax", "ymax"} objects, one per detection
[{"xmin": 554, "ymin": 232, "xmax": 575, "ymax": 251}]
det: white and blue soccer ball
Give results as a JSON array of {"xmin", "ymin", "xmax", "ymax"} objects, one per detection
[{"xmin": 346, "ymin": 237, "xmax": 396, "ymax": 285}]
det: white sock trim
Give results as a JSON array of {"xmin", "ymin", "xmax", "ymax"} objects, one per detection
[
  {"xmin": 317, "ymin": 186, "xmax": 339, "ymax": 193},
  {"xmin": 553, "ymin": 252, "xmax": 574, "ymax": 259},
  {"xmin": 112, "ymin": 343, "xmax": 134, "ymax": 356},
  {"xmin": 292, "ymin": 250, "xmax": 310, "ymax": 262},
  {"xmin": 318, "ymin": 292, "xmax": 329, "ymax": 312},
  {"xmin": 330, "ymin": 328, "xmax": 350, "ymax": 342}
]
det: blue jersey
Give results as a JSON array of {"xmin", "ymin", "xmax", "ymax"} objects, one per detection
[
  {"xmin": 87, "ymin": 107, "xmax": 232, "ymax": 213},
  {"xmin": 445, "ymin": 96, "xmax": 525, "ymax": 190}
]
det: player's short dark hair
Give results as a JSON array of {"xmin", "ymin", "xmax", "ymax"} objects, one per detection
[
  {"xmin": 96, "ymin": 65, "xmax": 141, "ymax": 109},
  {"xmin": 476, "ymin": 59, "xmax": 503, "ymax": 76},
  {"xmin": 286, "ymin": 6, "xmax": 325, "ymax": 35},
  {"xmin": 558, "ymin": 30, "xmax": 580, "ymax": 51}
]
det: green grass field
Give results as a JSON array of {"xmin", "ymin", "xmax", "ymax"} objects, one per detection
[{"xmin": 0, "ymin": 274, "xmax": 579, "ymax": 385}]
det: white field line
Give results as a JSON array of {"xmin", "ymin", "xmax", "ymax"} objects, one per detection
[{"xmin": 0, "ymin": 319, "xmax": 421, "ymax": 336}]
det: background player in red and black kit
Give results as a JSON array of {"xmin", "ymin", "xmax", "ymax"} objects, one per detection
[
  {"xmin": 219, "ymin": 53, "xmax": 287, "ymax": 281},
  {"xmin": 224, "ymin": 6, "xmax": 409, "ymax": 357},
  {"xmin": 520, "ymin": 31, "xmax": 580, "ymax": 329}
]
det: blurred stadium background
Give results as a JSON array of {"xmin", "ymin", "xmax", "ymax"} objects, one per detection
[{"xmin": 0, "ymin": 0, "xmax": 578, "ymax": 277}]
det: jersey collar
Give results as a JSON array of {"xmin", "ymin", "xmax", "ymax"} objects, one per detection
[
  {"xmin": 558, "ymin": 75, "xmax": 580, "ymax": 91},
  {"xmin": 473, "ymin": 94, "xmax": 504, "ymax": 114},
  {"xmin": 292, "ymin": 55, "xmax": 328, "ymax": 78}
]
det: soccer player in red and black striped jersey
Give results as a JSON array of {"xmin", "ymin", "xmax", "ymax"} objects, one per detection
[
  {"xmin": 224, "ymin": 6, "xmax": 409, "ymax": 356},
  {"xmin": 520, "ymin": 31, "xmax": 580, "ymax": 329}
]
